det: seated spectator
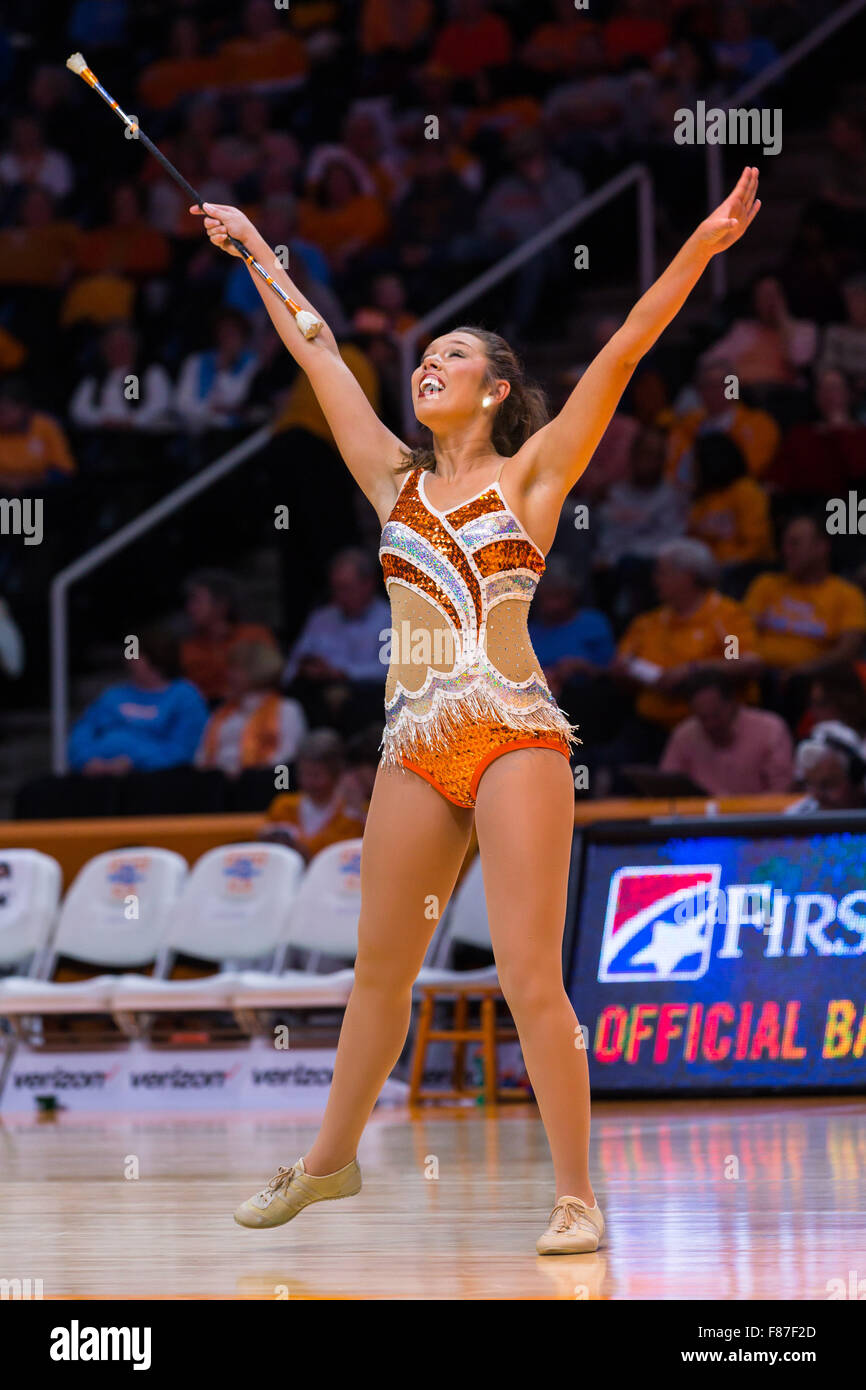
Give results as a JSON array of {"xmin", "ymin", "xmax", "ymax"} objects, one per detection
[
  {"xmin": 68, "ymin": 628, "xmax": 209, "ymax": 775},
  {"xmin": 138, "ymin": 16, "xmax": 223, "ymax": 110},
  {"xmin": 787, "ymin": 721, "xmax": 866, "ymax": 813},
  {"xmin": 604, "ymin": 0, "xmax": 670, "ymax": 69},
  {"xmin": 478, "ymin": 129, "xmax": 584, "ymax": 338},
  {"xmin": 702, "ymin": 275, "xmax": 817, "ymax": 390},
  {"xmin": 687, "ymin": 435, "xmax": 773, "ymax": 578},
  {"xmin": 820, "ymin": 273, "xmax": 866, "ymax": 404},
  {"xmin": 0, "ymin": 188, "xmax": 80, "ymax": 289},
  {"xmin": 195, "ymin": 641, "xmax": 307, "ymax": 776},
  {"xmin": 744, "ymin": 514, "xmax": 866, "ymax": 678},
  {"xmin": 0, "ymin": 378, "xmax": 75, "ymax": 491},
  {"xmin": 770, "ymin": 368, "xmax": 866, "ymax": 498},
  {"xmin": 613, "ymin": 538, "xmax": 761, "ymax": 731},
  {"xmin": 595, "ymin": 425, "xmax": 685, "ymax": 622},
  {"xmin": 0, "ymin": 115, "xmax": 73, "ymax": 200},
  {"xmin": 284, "ymin": 548, "xmax": 389, "ymax": 730},
  {"xmin": 528, "ymin": 557, "xmax": 615, "ymax": 698},
  {"xmin": 523, "ymin": 0, "xmax": 599, "ymax": 76},
  {"xmin": 798, "ymin": 663, "xmax": 866, "ymax": 739},
  {"xmin": 660, "ymin": 671, "xmax": 793, "ymax": 795},
  {"xmin": 261, "ymin": 729, "xmax": 366, "ymax": 861},
  {"xmin": 667, "ymin": 358, "xmax": 780, "ymax": 488},
  {"xmin": 298, "ymin": 154, "xmax": 388, "ymax": 276},
  {"xmin": 430, "ymin": 0, "xmax": 512, "ymax": 80},
  {"xmin": 75, "ymin": 184, "xmax": 171, "ymax": 281},
  {"xmin": 393, "ymin": 141, "xmax": 479, "ymax": 288},
  {"xmin": 215, "ymin": 0, "xmax": 308, "ymax": 89},
  {"xmin": 361, "ymin": 0, "xmax": 433, "ymax": 57},
  {"xmin": 712, "ymin": 3, "xmax": 778, "ymax": 86},
  {"xmin": 216, "ymin": 97, "xmax": 304, "ymax": 199},
  {"xmin": 174, "ymin": 309, "xmax": 258, "ymax": 432},
  {"xmin": 336, "ymin": 723, "xmax": 385, "ymax": 820},
  {"xmin": 60, "ymin": 270, "xmax": 136, "ymax": 329},
  {"xmin": 69, "ymin": 322, "xmax": 173, "ymax": 432},
  {"xmin": 352, "ymin": 273, "xmax": 418, "ymax": 338},
  {"xmin": 180, "ymin": 570, "xmax": 279, "ymax": 704},
  {"xmin": 819, "ymin": 106, "xmax": 866, "ymax": 244},
  {"xmin": 339, "ymin": 107, "xmax": 407, "ymax": 208}
]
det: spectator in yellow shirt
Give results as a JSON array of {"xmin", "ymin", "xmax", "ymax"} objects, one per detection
[
  {"xmin": 614, "ymin": 538, "xmax": 761, "ymax": 729},
  {"xmin": 0, "ymin": 379, "xmax": 76, "ymax": 491},
  {"xmin": 667, "ymin": 358, "xmax": 780, "ymax": 489},
  {"xmin": 744, "ymin": 514, "xmax": 866, "ymax": 678},
  {"xmin": 687, "ymin": 435, "xmax": 773, "ymax": 591}
]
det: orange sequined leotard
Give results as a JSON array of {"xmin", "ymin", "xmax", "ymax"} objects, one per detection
[{"xmin": 377, "ymin": 461, "xmax": 579, "ymax": 808}]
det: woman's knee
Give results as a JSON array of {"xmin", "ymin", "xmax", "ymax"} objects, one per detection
[{"xmin": 496, "ymin": 963, "xmax": 568, "ymax": 1019}]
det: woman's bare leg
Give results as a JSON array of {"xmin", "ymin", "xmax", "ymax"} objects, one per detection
[
  {"xmin": 303, "ymin": 764, "xmax": 474, "ymax": 1175},
  {"xmin": 473, "ymin": 748, "xmax": 595, "ymax": 1204}
]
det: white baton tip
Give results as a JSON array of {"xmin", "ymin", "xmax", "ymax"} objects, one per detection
[
  {"xmin": 66, "ymin": 52, "xmax": 89, "ymax": 75},
  {"xmin": 296, "ymin": 310, "xmax": 323, "ymax": 340}
]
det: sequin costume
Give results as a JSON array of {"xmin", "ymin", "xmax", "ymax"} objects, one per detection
[{"xmin": 378, "ymin": 460, "xmax": 579, "ymax": 808}]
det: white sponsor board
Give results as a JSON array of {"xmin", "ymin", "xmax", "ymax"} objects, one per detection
[{"xmin": 1, "ymin": 1039, "xmax": 409, "ymax": 1113}]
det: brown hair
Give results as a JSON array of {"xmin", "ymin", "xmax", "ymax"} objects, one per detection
[{"xmin": 395, "ymin": 325, "xmax": 549, "ymax": 474}]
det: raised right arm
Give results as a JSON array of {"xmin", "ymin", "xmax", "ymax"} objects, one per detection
[{"xmin": 192, "ymin": 202, "xmax": 408, "ymax": 524}]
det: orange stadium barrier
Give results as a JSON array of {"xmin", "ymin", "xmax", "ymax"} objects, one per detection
[{"xmin": 0, "ymin": 794, "xmax": 798, "ymax": 887}]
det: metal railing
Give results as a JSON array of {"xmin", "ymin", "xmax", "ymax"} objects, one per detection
[
  {"xmin": 49, "ymin": 425, "xmax": 273, "ymax": 772},
  {"xmin": 707, "ymin": 0, "xmax": 866, "ymax": 298},
  {"xmin": 395, "ymin": 162, "xmax": 656, "ymax": 437}
]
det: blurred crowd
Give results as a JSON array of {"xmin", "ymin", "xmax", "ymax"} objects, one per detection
[{"xmin": 3, "ymin": 0, "xmax": 866, "ymax": 822}]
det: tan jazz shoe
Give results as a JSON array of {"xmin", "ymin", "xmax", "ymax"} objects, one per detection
[
  {"xmin": 233, "ymin": 1155, "xmax": 361, "ymax": 1229},
  {"xmin": 536, "ymin": 1196, "xmax": 605, "ymax": 1254}
]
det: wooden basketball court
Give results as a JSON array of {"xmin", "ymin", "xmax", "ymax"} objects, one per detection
[{"xmin": 2, "ymin": 1095, "xmax": 863, "ymax": 1300}]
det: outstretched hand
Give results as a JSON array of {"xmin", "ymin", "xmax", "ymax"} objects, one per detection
[
  {"xmin": 188, "ymin": 201, "xmax": 256, "ymax": 258},
  {"xmin": 697, "ymin": 166, "xmax": 761, "ymax": 254}
]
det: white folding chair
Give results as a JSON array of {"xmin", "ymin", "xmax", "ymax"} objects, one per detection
[
  {"xmin": 228, "ymin": 839, "xmax": 363, "ymax": 1020},
  {"xmin": 109, "ymin": 842, "xmax": 306, "ymax": 1024},
  {"xmin": 0, "ymin": 850, "xmax": 62, "ymax": 976},
  {"xmin": 0, "ymin": 848, "xmax": 187, "ymax": 1024}
]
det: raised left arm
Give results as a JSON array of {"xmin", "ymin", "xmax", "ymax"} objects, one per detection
[{"xmin": 524, "ymin": 167, "xmax": 761, "ymax": 500}]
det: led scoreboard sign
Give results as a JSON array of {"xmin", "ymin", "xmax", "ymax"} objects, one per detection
[{"xmin": 566, "ymin": 815, "xmax": 866, "ymax": 1093}]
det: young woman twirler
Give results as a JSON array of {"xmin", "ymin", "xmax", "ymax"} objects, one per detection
[{"xmin": 193, "ymin": 166, "xmax": 760, "ymax": 1255}]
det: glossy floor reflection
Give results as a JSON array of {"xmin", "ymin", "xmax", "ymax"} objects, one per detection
[{"xmin": 1, "ymin": 1096, "xmax": 863, "ymax": 1299}]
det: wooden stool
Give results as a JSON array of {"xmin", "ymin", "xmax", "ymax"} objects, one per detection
[{"xmin": 408, "ymin": 982, "xmax": 530, "ymax": 1105}]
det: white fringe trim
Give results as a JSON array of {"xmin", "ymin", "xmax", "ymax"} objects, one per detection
[{"xmin": 380, "ymin": 682, "xmax": 580, "ymax": 766}]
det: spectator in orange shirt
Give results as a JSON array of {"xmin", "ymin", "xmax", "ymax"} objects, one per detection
[
  {"xmin": 216, "ymin": 0, "xmax": 308, "ymax": 90},
  {"xmin": 431, "ymin": 0, "xmax": 513, "ymax": 80},
  {"xmin": 179, "ymin": 569, "xmax": 280, "ymax": 704},
  {"xmin": 75, "ymin": 185, "xmax": 171, "ymax": 281},
  {"xmin": 667, "ymin": 358, "xmax": 780, "ymax": 488},
  {"xmin": 138, "ymin": 17, "xmax": 223, "ymax": 110},
  {"xmin": 0, "ymin": 188, "xmax": 80, "ymax": 289},
  {"xmin": 613, "ymin": 538, "xmax": 762, "ymax": 731},
  {"xmin": 523, "ymin": 0, "xmax": 599, "ymax": 75},
  {"xmin": 604, "ymin": 0, "xmax": 670, "ymax": 69},
  {"xmin": 744, "ymin": 514, "xmax": 866, "ymax": 682},
  {"xmin": 261, "ymin": 729, "xmax": 366, "ymax": 862},
  {"xmin": 298, "ymin": 155, "xmax": 388, "ymax": 276},
  {"xmin": 360, "ymin": 0, "xmax": 433, "ymax": 56},
  {"xmin": 687, "ymin": 435, "xmax": 773, "ymax": 592},
  {"xmin": 0, "ymin": 379, "xmax": 76, "ymax": 491}
]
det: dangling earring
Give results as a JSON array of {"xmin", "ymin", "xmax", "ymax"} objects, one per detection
[{"xmin": 482, "ymin": 395, "xmax": 493, "ymax": 408}]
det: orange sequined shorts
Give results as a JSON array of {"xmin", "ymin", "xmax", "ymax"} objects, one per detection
[{"xmin": 394, "ymin": 720, "xmax": 572, "ymax": 810}]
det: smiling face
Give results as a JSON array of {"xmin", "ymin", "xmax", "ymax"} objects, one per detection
[{"xmin": 412, "ymin": 331, "xmax": 508, "ymax": 429}]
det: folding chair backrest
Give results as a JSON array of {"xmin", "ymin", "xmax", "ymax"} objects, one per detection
[
  {"xmin": 284, "ymin": 839, "xmax": 363, "ymax": 960},
  {"xmin": 54, "ymin": 848, "xmax": 188, "ymax": 968},
  {"xmin": 166, "ymin": 842, "xmax": 305, "ymax": 964},
  {"xmin": 445, "ymin": 853, "xmax": 492, "ymax": 951},
  {"xmin": 0, "ymin": 849, "xmax": 63, "ymax": 968}
]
